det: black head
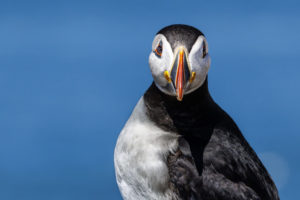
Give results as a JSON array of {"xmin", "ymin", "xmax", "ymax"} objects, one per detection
[{"xmin": 157, "ymin": 24, "xmax": 205, "ymax": 52}]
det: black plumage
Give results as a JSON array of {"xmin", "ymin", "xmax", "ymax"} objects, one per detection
[
  {"xmin": 144, "ymin": 79, "xmax": 279, "ymax": 200},
  {"xmin": 157, "ymin": 24, "xmax": 204, "ymax": 52}
]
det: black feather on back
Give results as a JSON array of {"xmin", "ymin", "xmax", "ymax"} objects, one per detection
[{"xmin": 143, "ymin": 78, "xmax": 280, "ymax": 200}]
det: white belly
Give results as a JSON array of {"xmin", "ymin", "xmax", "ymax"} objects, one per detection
[{"xmin": 114, "ymin": 98, "xmax": 179, "ymax": 200}]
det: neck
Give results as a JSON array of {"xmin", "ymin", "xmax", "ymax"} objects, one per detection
[{"xmin": 143, "ymin": 77, "xmax": 215, "ymax": 134}]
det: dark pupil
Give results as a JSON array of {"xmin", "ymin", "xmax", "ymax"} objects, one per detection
[{"xmin": 157, "ymin": 45, "xmax": 162, "ymax": 54}]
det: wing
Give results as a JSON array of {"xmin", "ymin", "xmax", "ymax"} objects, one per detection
[
  {"xmin": 200, "ymin": 127, "xmax": 279, "ymax": 200},
  {"xmin": 168, "ymin": 126, "xmax": 279, "ymax": 200}
]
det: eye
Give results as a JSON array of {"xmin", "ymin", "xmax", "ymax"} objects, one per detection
[
  {"xmin": 154, "ymin": 42, "xmax": 163, "ymax": 57},
  {"xmin": 202, "ymin": 41, "xmax": 207, "ymax": 58}
]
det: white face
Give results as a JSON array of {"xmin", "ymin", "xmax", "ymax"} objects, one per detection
[{"xmin": 149, "ymin": 34, "xmax": 211, "ymax": 100}]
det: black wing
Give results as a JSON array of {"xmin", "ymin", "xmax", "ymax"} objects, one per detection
[{"xmin": 168, "ymin": 126, "xmax": 279, "ymax": 200}]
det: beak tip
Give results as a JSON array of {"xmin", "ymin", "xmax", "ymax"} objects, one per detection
[{"xmin": 176, "ymin": 95, "xmax": 183, "ymax": 101}]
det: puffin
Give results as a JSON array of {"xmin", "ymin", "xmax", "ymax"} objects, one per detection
[{"xmin": 114, "ymin": 24, "xmax": 279, "ymax": 200}]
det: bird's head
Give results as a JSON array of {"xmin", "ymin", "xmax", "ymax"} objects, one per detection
[{"xmin": 149, "ymin": 24, "xmax": 211, "ymax": 101}]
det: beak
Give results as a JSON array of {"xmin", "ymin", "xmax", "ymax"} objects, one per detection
[{"xmin": 170, "ymin": 48, "xmax": 190, "ymax": 101}]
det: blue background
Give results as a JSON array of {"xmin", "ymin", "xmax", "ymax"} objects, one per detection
[{"xmin": 0, "ymin": 0, "xmax": 299, "ymax": 199}]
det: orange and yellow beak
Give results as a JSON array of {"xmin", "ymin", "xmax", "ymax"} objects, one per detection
[{"xmin": 169, "ymin": 49, "xmax": 191, "ymax": 101}]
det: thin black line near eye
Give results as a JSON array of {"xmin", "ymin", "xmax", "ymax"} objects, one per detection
[
  {"xmin": 202, "ymin": 41, "xmax": 207, "ymax": 58},
  {"xmin": 154, "ymin": 42, "xmax": 163, "ymax": 57}
]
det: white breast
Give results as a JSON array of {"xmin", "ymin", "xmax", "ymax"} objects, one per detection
[{"xmin": 114, "ymin": 98, "xmax": 179, "ymax": 200}]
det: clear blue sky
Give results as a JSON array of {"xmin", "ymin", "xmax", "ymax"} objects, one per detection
[{"xmin": 0, "ymin": 0, "xmax": 299, "ymax": 199}]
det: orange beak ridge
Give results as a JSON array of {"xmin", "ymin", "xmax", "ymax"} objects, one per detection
[{"xmin": 175, "ymin": 50, "xmax": 185, "ymax": 101}]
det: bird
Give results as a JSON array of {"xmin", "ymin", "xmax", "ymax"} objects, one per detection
[{"xmin": 114, "ymin": 24, "xmax": 279, "ymax": 200}]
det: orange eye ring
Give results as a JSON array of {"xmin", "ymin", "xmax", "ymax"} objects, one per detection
[{"xmin": 154, "ymin": 42, "xmax": 162, "ymax": 57}]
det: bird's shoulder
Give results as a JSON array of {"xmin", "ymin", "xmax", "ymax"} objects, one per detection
[
  {"xmin": 180, "ymin": 108, "xmax": 279, "ymax": 200},
  {"xmin": 198, "ymin": 120, "xmax": 279, "ymax": 200}
]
